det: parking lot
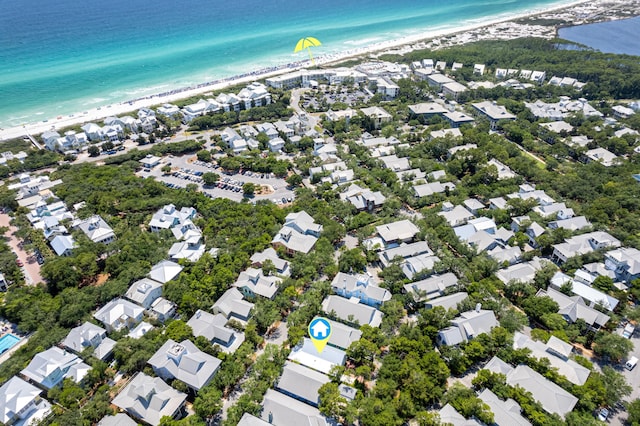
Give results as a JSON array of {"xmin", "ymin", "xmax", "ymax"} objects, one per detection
[{"xmin": 139, "ymin": 154, "xmax": 296, "ymax": 204}]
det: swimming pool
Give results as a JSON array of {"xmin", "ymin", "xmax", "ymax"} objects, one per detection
[{"xmin": 0, "ymin": 334, "xmax": 20, "ymax": 354}]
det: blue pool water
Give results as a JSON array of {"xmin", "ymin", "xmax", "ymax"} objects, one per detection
[{"xmin": 0, "ymin": 334, "xmax": 21, "ymax": 354}]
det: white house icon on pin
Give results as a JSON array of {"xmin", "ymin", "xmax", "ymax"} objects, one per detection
[{"xmin": 311, "ymin": 320, "xmax": 329, "ymax": 339}]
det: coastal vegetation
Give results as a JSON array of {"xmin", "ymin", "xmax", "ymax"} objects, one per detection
[{"xmin": 0, "ymin": 36, "xmax": 639, "ymax": 426}]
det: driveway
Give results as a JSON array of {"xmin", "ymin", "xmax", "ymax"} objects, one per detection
[{"xmin": 0, "ymin": 213, "xmax": 43, "ymax": 285}]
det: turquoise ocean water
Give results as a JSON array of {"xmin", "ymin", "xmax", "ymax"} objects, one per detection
[{"xmin": 1, "ymin": 0, "xmax": 574, "ymax": 128}]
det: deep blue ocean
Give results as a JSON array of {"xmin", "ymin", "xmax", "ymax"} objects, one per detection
[
  {"xmin": 0, "ymin": 0, "xmax": 575, "ymax": 127},
  {"xmin": 559, "ymin": 17, "xmax": 640, "ymax": 56}
]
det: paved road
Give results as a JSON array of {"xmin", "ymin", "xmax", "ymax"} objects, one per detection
[
  {"xmin": 0, "ymin": 213, "xmax": 43, "ymax": 285},
  {"xmin": 606, "ymin": 327, "xmax": 639, "ymax": 426}
]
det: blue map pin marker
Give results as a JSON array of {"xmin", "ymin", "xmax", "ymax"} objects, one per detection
[{"xmin": 308, "ymin": 317, "xmax": 332, "ymax": 354}]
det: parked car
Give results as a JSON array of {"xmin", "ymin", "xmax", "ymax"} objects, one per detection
[
  {"xmin": 622, "ymin": 323, "xmax": 635, "ymax": 339},
  {"xmin": 597, "ymin": 407, "xmax": 609, "ymax": 422},
  {"xmin": 16, "ymin": 259, "xmax": 24, "ymax": 267}
]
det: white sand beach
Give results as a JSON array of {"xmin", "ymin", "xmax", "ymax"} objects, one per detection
[{"xmin": 0, "ymin": 0, "xmax": 631, "ymax": 142}]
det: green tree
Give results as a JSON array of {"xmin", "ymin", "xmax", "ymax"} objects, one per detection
[
  {"xmin": 202, "ymin": 172, "xmax": 220, "ymax": 186},
  {"xmin": 193, "ymin": 385, "xmax": 223, "ymax": 420},
  {"xmin": 627, "ymin": 398, "xmax": 640, "ymax": 425},
  {"xmin": 161, "ymin": 165, "xmax": 172, "ymax": 174},
  {"xmin": 87, "ymin": 145, "xmax": 100, "ymax": 157},
  {"xmin": 196, "ymin": 149, "xmax": 212, "ymax": 162},
  {"xmin": 286, "ymin": 173, "xmax": 303, "ymax": 187},
  {"xmin": 593, "ymin": 332, "xmax": 634, "ymax": 362},
  {"xmin": 338, "ymin": 248, "xmax": 367, "ymax": 273},
  {"xmin": 242, "ymin": 182, "xmax": 256, "ymax": 196},
  {"xmin": 165, "ymin": 320, "xmax": 194, "ymax": 342}
]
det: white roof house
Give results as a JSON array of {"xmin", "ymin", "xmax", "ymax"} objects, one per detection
[
  {"xmin": 552, "ymin": 232, "xmax": 621, "ymax": 264},
  {"xmin": 250, "ymin": 247, "xmax": 290, "ymax": 276},
  {"xmin": 112, "ymin": 372, "xmax": 186, "ymax": 426},
  {"xmin": 62, "ymin": 322, "xmax": 116, "ymax": 361},
  {"xmin": 97, "ymin": 413, "xmax": 138, "ymax": 426},
  {"xmin": 340, "ymin": 184, "xmax": 386, "ymax": 212},
  {"xmin": 148, "ymin": 339, "xmax": 221, "ymax": 391},
  {"xmin": 149, "ymin": 260, "xmax": 183, "ymax": 284},
  {"xmin": 50, "ymin": 234, "xmax": 75, "ymax": 256},
  {"xmin": 276, "ymin": 361, "xmax": 331, "ymax": 407},
  {"xmin": 375, "ymin": 220, "xmax": 420, "ymax": 246},
  {"xmin": 472, "ymin": 101, "xmax": 516, "ymax": 129},
  {"xmin": 330, "ymin": 272, "xmax": 391, "ymax": 308},
  {"xmin": 150, "ymin": 298, "xmax": 177, "ymax": 323},
  {"xmin": 149, "ymin": 204, "xmax": 197, "ymax": 232},
  {"xmin": 73, "ymin": 215, "xmax": 115, "ymax": 244},
  {"xmin": 584, "ymin": 148, "xmax": 619, "ymax": 167},
  {"xmin": 413, "ymin": 182, "xmax": 456, "ymax": 197},
  {"xmin": 238, "ymin": 413, "xmax": 271, "ymax": 426},
  {"xmin": 261, "ymin": 389, "xmax": 329, "ymax": 426},
  {"xmin": 425, "ymin": 292, "xmax": 469, "ymax": 310},
  {"xmin": 212, "ymin": 288, "xmax": 254, "ymax": 321},
  {"xmin": 478, "ymin": 389, "xmax": 531, "ymax": 426},
  {"xmin": 93, "ymin": 298, "xmax": 144, "ymax": 333},
  {"xmin": 403, "ymin": 273, "xmax": 458, "ymax": 303},
  {"xmin": 322, "ymin": 295, "xmax": 383, "ymax": 328},
  {"xmin": 312, "ymin": 317, "xmax": 362, "ymax": 350},
  {"xmin": 400, "ymin": 253, "xmax": 441, "ymax": 280},
  {"xmin": 378, "ymin": 241, "xmax": 433, "ymax": 267},
  {"xmin": 536, "ymin": 287, "xmax": 610, "ymax": 328},
  {"xmin": 550, "ymin": 271, "xmax": 619, "ymax": 311},
  {"xmin": 437, "ymin": 308, "xmax": 498, "ymax": 346},
  {"xmin": 485, "ymin": 358, "xmax": 578, "ymax": 419},
  {"xmin": 604, "ymin": 247, "xmax": 640, "ymax": 282},
  {"xmin": 233, "ymin": 268, "xmax": 281, "ymax": 299},
  {"xmin": 496, "ymin": 257, "xmax": 549, "ymax": 285},
  {"xmin": 0, "ymin": 376, "xmax": 51, "ymax": 426},
  {"xmin": 513, "ymin": 332, "xmax": 590, "ymax": 385},
  {"xmin": 187, "ymin": 310, "xmax": 245, "ymax": 353},
  {"xmin": 21, "ymin": 347, "xmax": 90, "ymax": 390},
  {"xmin": 272, "ymin": 211, "xmax": 322, "ymax": 255},
  {"xmin": 288, "ymin": 338, "xmax": 346, "ymax": 375},
  {"xmin": 125, "ymin": 278, "xmax": 163, "ymax": 309},
  {"xmin": 439, "ymin": 205, "xmax": 475, "ymax": 227}
]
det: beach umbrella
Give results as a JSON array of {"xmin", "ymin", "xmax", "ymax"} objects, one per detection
[{"xmin": 294, "ymin": 37, "xmax": 322, "ymax": 65}]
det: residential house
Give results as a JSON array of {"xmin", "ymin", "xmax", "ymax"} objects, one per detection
[
  {"xmin": 272, "ymin": 211, "xmax": 322, "ymax": 255},
  {"xmin": 73, "ymin": 215, "xmax": 115, "ymax": 244},
  {"xmin": 233, "ymin": 268, "xmax": 280, "ymax": 299},
  {"xmin": 403, "ymin": 273, "xmax": 458, "ymax": 303},
  {"xmin": 340, "ymin": 184, "xmax": 386, "ymax": 212},
  {"xmin": 261, "ymin": 389, "xmax": 329, "ymax": 426},
  {"xmin": 62, "ymin": 322, "xmax": 116, "ymax": 361},
  {"xmin": 97, "ymin": 413, "xmax": 138, "ymax": 426},
  {"xmin": 237, "ymin": 413, "xmax": 271, "ymax": 426},
  {"xmin": 322, "ymin": 295, "xmax": 383, "ymax": 328},
  {"xmin": 472, "ymin": 101, "xmax": 516, "ymax": 130},
  {"xmin": 149, "ymin": 260, "xmax": 183, "ymax": 284},
  {"xmin": 448, "ymin": 143, "xmax": 478, "ymax": 158},
  {"xmin": 463, "ymin": 198, "xmax": 485, "ymax": 215},
  {"xmin": 125, "ymin": 278, "xmax": 163, "ymax": 309},
  {"xmin": 250, "ymin": 247, "xmax": 290, "ymax": 276},
  {"xmin": 212, "ymin": 288, "xmax": 254, "ymax": 322},
  {"xmin": 360, "ymin": 106, "xmax": 392, "ymax": 129},
  {"xmin": 276, "ymin": 361, "xmax": 330, "ymax": 407},
  {"xmin": 0, "ymin": 376, "xmax": 51, "ymax": 426},
  {"xmin": 438, "ymin": 205, "xmax": 475, "ymax": 227},
  {"xmin": 379, "ymin": 241, "xmax": 433, "ymax": 268},
  {"xmin": 442, "ymin": 81, "xmax": 468, "ymax": 100},
  {"xmin": 331, "ymin": 272, "xmax": 391, "ymax": 308},
  {"xmin": 426, "ymin": 73, "xmax": 454, "ymax": 90},
  {"xmin": 478, "ymin": 389, "xmax": 531, "ymax": 426},
  {"xmin": 93, "ymin": 298, "xmax": 144, "ymax": 332},
  {"xmin": 148, "ymin": 204, "xmax": 196, "ymax": 232},
  {"xmin": 548, "ymin": 216, "xmax": 591, "ymax": 232},
  {"xmin": 379, "ymin": 154, "xmax": 410, "ymax": 172},
  {"xmin": 496, "ymin": 257, "xmax": 549, "ymax": 285},
  {"xmin": 408, "ymin": 102, "xmax": 448, "ymax": 119},
  {"xmin": 150, "ymin": 298, "xmax": 177, "ymax": 323},
  {"xmin": 437, "ymin": 307, "xmax": 498, "ymax": 346},
  {"xmin": 288, "ymin": 338, "xmax": 346, "ymax": 375},
  {"xmin": 584, "ymin": 148, "xmax": 619, "ymax": 167},
  {"xmin": 604, "ymin": 247, "xmax": 640, "ymax": 282},
  {"xmin": 430, "ymin": 128, "xmax": 462, "ymax": 139},
  {"xmin": 187, "ymin": 310, "xmax": 245, "ymax": 353},
  {"xmin": 375, "ymin": 219, "xmax": 420, "ymax": 247},
  {"xmin": 438, "ymin": 403, "xmax": 482, "ymax": 426},
  {"xmin": 400, "ymin": 252, "xmax": 441, "ymax": 279},
  {"xmin": 550, "ymin": 271, "xmax": 619, "ymax": 311},
  {"xmin": 313, "ymin": 317, "xmax": 362, "ymax": 350},
  {"xmin": 536, "ymin": 287, "xmax": 610, "ymax": 329},
  {"xmin": 112, "ymin": 372, "xmax": 186, "ymax": 426},
  {"xmin": 444, "ymin": 111, "xmax": 475, "ymax": 128},
  {"xmin": 552, "ymin": 231, "xmax": 620, "ymax": 264},
  {"xmin": 50, "ymin": 235, "xmax": 75, "ymax": 256},
  {"xmin": 148, "ymin": 339, "xmax": 221, "ymax": 391},
  {"xmin": 21, "ymin": 347, "xmax": 90, "ymax": 390},
  {"xmin": 485, "ymin": 357, "xmax": 578, "ymax": 419},
  {"xmin": 128, "ymin": 322, "xmax": 154, "ymax": 340},
  {"xmin": 413, "ymin": 181, "xmax": 456, "ymax": 197},
  {"xmin": 139, "ymin": 155, "xmax": 161, "ymax": 168},
  {"xmin": 425, "ymin": 292, "xmax": 469, "ymax": 310},
  {"xmin": 169, "ymin": 237, "xmax": 205, "ymax": 263},
  {"xmin": 513, "ymin": 332, "xmax": 590, "ymax": 385}
]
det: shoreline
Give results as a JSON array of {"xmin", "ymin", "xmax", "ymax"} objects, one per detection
[{"xmin": 0, "ymin": 0, "xmax": 636, "ymax": 142}]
